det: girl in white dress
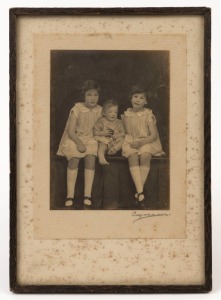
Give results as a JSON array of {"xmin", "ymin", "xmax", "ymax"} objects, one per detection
[
  {"xmin": 122, "ymin": 84, "xmax": 164, "ymax": 207},
  {"xmin": 57, "ymin": 80, "xmax": 102, "ymax": 208}
]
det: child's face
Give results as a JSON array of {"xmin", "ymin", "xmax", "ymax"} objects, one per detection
[
  {"xmin": 104, "ymin": 105, "xmax": 118, "ymax": 122},
  {"xmin": 131, "ymin": 93, "xmax": 147, "ymax": 110},
  {"xmin": 84, "ymin": 89, "xmax": 99, "ymax": 108}
]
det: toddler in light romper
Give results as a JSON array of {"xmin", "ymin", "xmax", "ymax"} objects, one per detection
[
  {"xmin": 122, "ymin": 84, "xmax": 164, "ymax": 207},
  {"xmin": 57, "ymin": 80, "xmax": 102, "ymax": 208},
  {"xmin": 94, "ymin": 99, "xmax": 125, "ymax": 165}
]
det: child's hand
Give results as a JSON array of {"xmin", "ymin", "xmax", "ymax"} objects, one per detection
[
  {"xmin": 131, "ymin": 141, "xmax": 140, "ymax": 149},
  {"xmin": 102, "ymin": 129, "xmax": 113, "ymax": 137},
  {"xmin": 77, "ymin": 142, "xmax": 86, "ymax": 153},
  {"xmin": 112, "ymin": 133, "xmax": 119, "ymax": 140}
]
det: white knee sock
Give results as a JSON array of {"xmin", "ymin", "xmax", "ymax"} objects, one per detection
[
  {"xmin": 66, "ymin": 168, "xmax": 78, "ymax": 198},
  {"xmin": 140, "ymin": 166, "xmax": 150, "ymax": 187},
  {"xmin": 84, "ymin": 169, "xmax": 95, "ymax": 199},
  {"xmin": 129, "ymin": 166, "xmax": 143, "ymax": 194}
]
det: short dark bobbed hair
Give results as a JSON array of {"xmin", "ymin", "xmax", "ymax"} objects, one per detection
[
  {"xmin": 130, "ymin": 84, "xmax": 148, "ymax": 99},
  {"xmin": 81, "ymin": 80, "xmax": 100, "ymax": 95}
]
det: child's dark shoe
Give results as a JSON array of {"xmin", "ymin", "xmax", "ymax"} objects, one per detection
[{"xmin": 134, "ymin": 192, "xmax": 146, "ymax": 209}]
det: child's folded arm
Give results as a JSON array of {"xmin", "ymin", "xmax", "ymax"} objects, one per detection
[
  {"xmin": 67, "ymin": 113, "xmax": 85, "ymax": 148},
  {"xmin": 138, "ymin": 135, "xmax": 157, "ymax": 147},
  {"xmin": 93, "ymin": 128, "xmax": 103, "ymax": 136},
  {"xmin": 93, "ymin": 128, "xmax": 113, "ymax": 137},
  {"xmin": 131, "ymin": 121, "xmax": 158, "ymax": 148},
  {"xmin": 139, "ymin": 121, "xmax": 158, "ymax": 146},
  {"xmin": 93, "ymin": 120, "xmax": 109, "ymax": 136}
]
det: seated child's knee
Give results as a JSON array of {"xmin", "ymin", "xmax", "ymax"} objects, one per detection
[{"xmin": 68, "ymin": 157, "xmax": 79, "ymax": 170}]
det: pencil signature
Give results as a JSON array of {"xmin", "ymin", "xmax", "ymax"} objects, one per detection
[{"xmin": 132, "ymin": 211, "xmax": 171, "ymax": 223}]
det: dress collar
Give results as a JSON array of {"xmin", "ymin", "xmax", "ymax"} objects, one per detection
[
  {"xmin": 124, "ymin": 108, "xmax": 152, "ymax": 117},
  {"xmin": 76, "ymin": 102, "xmax": 102, "ymax": 113}
]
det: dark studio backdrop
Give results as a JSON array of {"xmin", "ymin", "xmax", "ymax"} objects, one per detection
[{"xmin": 50, "ymin": 50, "xmax": 170, "ymax": 210}]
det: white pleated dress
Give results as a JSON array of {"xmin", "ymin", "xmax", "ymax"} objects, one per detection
[
  {"xmin": 57, "ymin": 102, "xmax": 102, "ymax": 160},
  {"xmin": 121, "ymin": 108, "xmax": 163, "ymax": 158}
]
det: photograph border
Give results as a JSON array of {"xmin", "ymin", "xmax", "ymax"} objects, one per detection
[{"xmin": 10, "ymin": 7, "xmax": 211, "ymax": 293}]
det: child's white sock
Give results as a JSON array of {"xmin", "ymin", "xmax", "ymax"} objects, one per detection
[
  {"xmin": 84, "ymin": 169, "xmax": 95, "ymax": 204},
  {"xmin": 66, "ymin": 168, "xmax": 78, "ymax": 198},
  {"xmin": 129, "ymin": 166, "xmax": 143, "ymax": 194},
  {"xmin": 140, "ymin": 166, "xmax": 150, "ymax": 187}
]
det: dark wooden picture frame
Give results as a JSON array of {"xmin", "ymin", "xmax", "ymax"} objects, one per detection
[{"xmin": 10, "ymin": 7, "xmax": 211, "ymax": 293}]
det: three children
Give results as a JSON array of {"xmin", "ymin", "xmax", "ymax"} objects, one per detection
[{"xmin": 57, "ymin": 81, "xmax": 164, "ymax": 209}]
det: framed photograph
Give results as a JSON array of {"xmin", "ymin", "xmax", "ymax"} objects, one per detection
[{"xmin": 10, "ymin": 7, "xmax": 211, "ymax": 293}]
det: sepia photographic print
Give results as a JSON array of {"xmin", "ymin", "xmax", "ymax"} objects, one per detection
[
  {"xmin": 11, "ymin": 8, "xmax": 211, "ymax": 291},
  {"xmin": 33, "ymin": 33, "xmax": 186, "ymax": 239},
  {"xmin": 51, "ymin": 50, "xmax": 170, "ymax": 212}
]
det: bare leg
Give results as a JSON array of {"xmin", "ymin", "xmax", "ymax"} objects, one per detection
[
  {"xmin": 98, "ymin": 142, "xmax": 109, "ymax": 165},
  {"xmin": 139, "ymin": 153, "xmax": 151, "ymax": 188}
]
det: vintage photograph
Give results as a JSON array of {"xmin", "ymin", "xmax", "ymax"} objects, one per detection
[
  {"xmin": 33, "ymin": 32, "xmax": 186, "ymax": 239},
  {"xmin": 11, "ymin": 7, "xmax": 212, "ymax": 291},
  {"xmin": 50, "ymin": 50, "xmax": 170, "ymax": 210}
]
